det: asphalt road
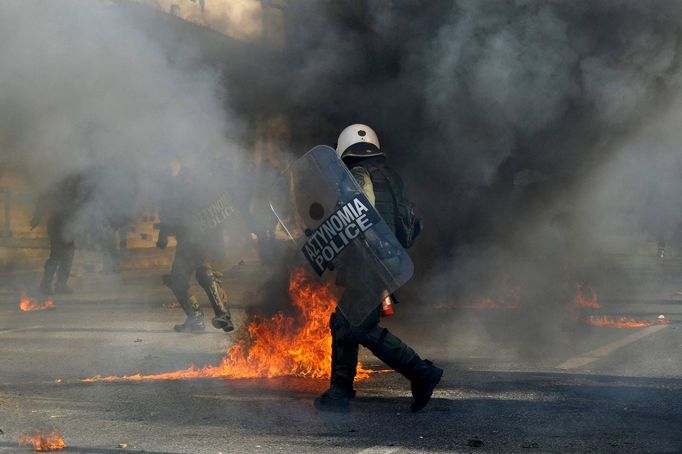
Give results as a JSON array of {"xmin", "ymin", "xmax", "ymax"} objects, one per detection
[{"xmin": 1, "ymin": 264, "xmax": 682, "ymax": 453}]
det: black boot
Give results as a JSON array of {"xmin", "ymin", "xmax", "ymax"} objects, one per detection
[
  {"xmin": 315, "ymin": 312, "xmax": 359, "ymax": 412},
  {"xmin": 174, "ymin": 296, "xmax": 206, "ymax": 332},
  {"xmin": 361, "ymin": 325, "xmax": 442, "ymax": 412},
  {"xmin": 174, "ymin": 311, "xmax": 205, "ymax": 332},
  {"xmin": 406, "ymin": 358, "xmax": 443, "ymax": 413},
  {"xmin": 314, "ymin": 384, "xmax": 356, "ymax": 412}
]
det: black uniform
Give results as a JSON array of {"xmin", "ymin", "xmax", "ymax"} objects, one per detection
[
  {"xmin": 317, "ymin": 156, "xmax": 442, "ymax": 413},
  {"xmin": 157, "ymin": 165, "xmax": 234, "ymax": 333},
  {"xmin": 32, "ymin": 174, "xmax": 89, "ymax": 295}
]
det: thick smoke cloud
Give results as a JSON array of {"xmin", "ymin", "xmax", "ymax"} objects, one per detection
[
  {"xmin": 4, "ymin": 0, "xmax": 682, "ymax": 355},
  {"xmin": 0, "ymin": 0, "xmax": 243, "ymax": 215},
  {"xmin": 228, "ymin": 0, "xmax": 682, "ymax": 355},
  {"xmin": 258, "ymin": 1, "xmax": 682, "ymax": 282}
]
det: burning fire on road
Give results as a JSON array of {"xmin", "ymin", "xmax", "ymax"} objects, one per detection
[
  {"xmin": 19, "ymin": 290, "xmax": 54, "ymax": 312},
  {"xmin": 84, "ymin": 268, "xmax": 372, "ymax": 382},
  {"xmin": 574, "ymin": 284, "xmax": 600, "ymax": 309},
  {"xmin": 17, "ymin": 431, "xmax": 67, "ymax": 452},
  {"xmin": 586, "ymin": 315, "xmax": 670, "ymax": 329},
  {"xmin": 566, "ymin": 283, "xmax": 600, "ymax": 321}
]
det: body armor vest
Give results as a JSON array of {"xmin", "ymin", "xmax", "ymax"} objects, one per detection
[{"xmin": 354, "ymin": 158, "xmax": 402, "ymax": 234}]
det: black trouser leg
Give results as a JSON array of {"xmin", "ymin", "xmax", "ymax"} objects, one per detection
[
  {"xmin": 166, "ymin": 253, "xmax": 201, "ymax": 317},
  {"xmin": 350, "ymin": 306, "xmax": 420, "ymax": 378},
  {"xmin": 42, "ymin": 218, "xmax": 62, "ymax": 289},
  {"xmin": 41, "ymin": 257, "xmax": 58, "ymax": 290},
  {"xmin": 329, "ymin": 311, "xmax": 360, "ymax": 390},
  {"xmin": 55, "ymin": 241, "xmax": 75, "ymax": 288}
]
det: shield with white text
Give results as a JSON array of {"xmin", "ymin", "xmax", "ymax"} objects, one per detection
[{"xmin": 268, "ymin": 145, "xmax": 414, "ymax": 325}]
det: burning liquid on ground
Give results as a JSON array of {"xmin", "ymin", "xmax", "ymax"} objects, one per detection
[
  {"xmin": 586, "ymin": 315, "xmax": 670, "ymax": 328},
  {"xmin": 17, "ymin": 431, "xmax": 67, "ymax": 452},
  {"xmin": 19, "ymin": 290, "xmax": 54, "ymax": 312},
  {"xmin": 84, "ymin": 268, "xmax": 372, "ymax": 382},
  {"xmin": 569, "ymin": 285, "xmax": 669, "ymax": 328}
]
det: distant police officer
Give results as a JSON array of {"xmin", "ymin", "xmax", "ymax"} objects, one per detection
[
  {"xmin": 31, "ymin": 173, "xmax": 89, "ymax": 295},
  {"xmin": 157, "ymin": 157, "xmax": 234, "ymax": 333},
  {"xmin": 315, "ymin": 124, "xmax": 442, "ymax": 412}
]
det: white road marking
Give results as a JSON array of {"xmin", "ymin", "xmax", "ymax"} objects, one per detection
[
  {"xmin": 356, "ymin": 447, "xmax": 400, "ymax": 454},
  {"xmin": 556, "ymin": 324, "xmax": 669, "ymax": 370}
]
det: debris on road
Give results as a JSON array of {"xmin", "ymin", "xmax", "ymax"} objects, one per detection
[{"xmin": 466, "ymin": 438, "xmax": 484, "ymax": 447}]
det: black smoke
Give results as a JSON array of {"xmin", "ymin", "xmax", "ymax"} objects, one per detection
[
  {"xmin": 220, "ymin": 1, "xmax": 682, "ymax": 308},
  {"xmin": 4, "ymin": 0, "xmax": 682, "ymax": 352}
]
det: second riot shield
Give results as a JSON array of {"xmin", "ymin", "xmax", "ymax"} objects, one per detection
[{"xmin": 268, "ymin": 145, "xmax": 414, "ymax": 326}]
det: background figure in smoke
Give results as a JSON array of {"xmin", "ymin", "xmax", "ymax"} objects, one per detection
[
  {"xmin": 30, "ymin": 172, "xmax": 90, "ymax": 295},
  {"xmin": 90, "ymin": 164, "xmax": 138, "ymax": 273},
  {"xmin": 157, "ymin": 156, "xmax": 235, "ymax": 333},
  {"xmin": 315, "ymin": 124, "xmax": 442, "ymax": 413}
]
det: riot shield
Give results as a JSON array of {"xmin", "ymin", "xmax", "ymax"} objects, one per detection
[{"xmin": 268, "ymin": 145, "xmax": 413, "ymax": 326}]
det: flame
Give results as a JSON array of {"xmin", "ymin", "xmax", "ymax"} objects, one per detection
[
  {"xmin": 163, "ymin": 302, "xmax": 181, "ymax": 309},
  {"xmin": 19, "ymin": 290, "xmax": 55, "ymax": 311},
  {"xmin": 575, "ymin": 283, "xmax": 599, "ymax": 309},
  {"xmin": 566, "ymin": 283, "xmax": 599, "ymax": 320},
  {"xmin": 84, "ymin": 268, "xmax": 372, "ymax": 382},
  {"xmin": 17, "ymin": 432, "xmax": 67, "ymax": 452},
  {"xmin": 586, "ymin": 315, "xmax": 670, "ymax": 328}
]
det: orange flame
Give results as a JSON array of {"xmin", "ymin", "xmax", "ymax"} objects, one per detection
[
  {"xmin": 586, "ymin": 315, "xmax": 670, "ymax": 328},
  {"xmin": 575, "ymin": 284, "xmax": 599, "ymax": 309},
  {"xmin": 84, "ymin": 268, "xmax": 372, "ymax": 382},
  {"xmin": 566, "ymin": 283, "xmax": 599, "ymax": 321},
  {"xmin": 162, "ymin": 302, "xmax": 181, "ymax": 309},
  {"xmin": 17, "ymin": 431, "xmax": 67, "ymax": 451},
  {"xmin": 19, "ymin": 290, "xmax": 54, "ymax": 312}
]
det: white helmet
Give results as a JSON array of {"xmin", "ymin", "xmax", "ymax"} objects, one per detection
[{"xmin": 335, "ymin": 124, "xmax": 383, "ymax": 160}]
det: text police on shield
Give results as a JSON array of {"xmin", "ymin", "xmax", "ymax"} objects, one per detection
[{"xmin": 301, "ymin": 194, "xmax": 380, "ymax": 276}]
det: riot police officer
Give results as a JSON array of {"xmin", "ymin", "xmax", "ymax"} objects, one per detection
[
  {"xmin": 31, "ymin": 173, "xmax": 89, "ymax": 295},
  {"xmin": 315, "ymin": 124, "xmax": 443, "ymax": 412},
  {"xmin": 157, "ymin": 157, "xmax": 234, "ymax": 333}
]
